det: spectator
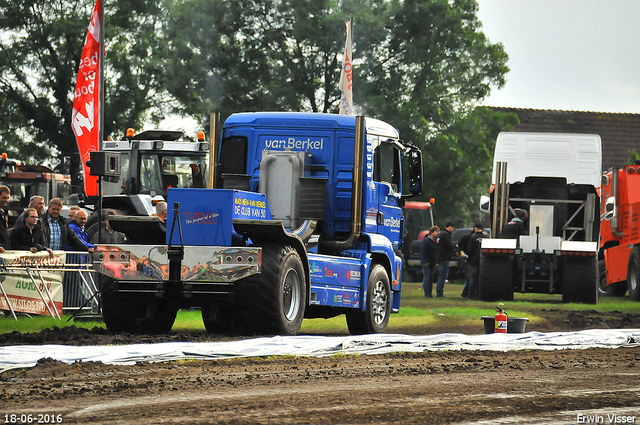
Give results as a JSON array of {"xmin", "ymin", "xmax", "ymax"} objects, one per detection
[
  {"xmin": 457, "ymin": 229, "xmax": 473, "ymax": 298},
  {"xmin": 10, "ymin": 208, "xmax": 51, "ymax": 254},
  {"xmin": 465, "ymin": 223, "xmax": 486, "ymax": 300},
  {"xmin": 67, "ymin": 210, "xmax": 94, "ymax": 251},
  {"xmin": 156, "ymin": 201, "xmax": 167, "ymax": 223},
  {"xmin": 68, "ymin": 206, "xmax": 81, "ymax": 220},
  {"xmin": 91, "ymin": 210, "xmax": 127, "ymax": 244},
  {"xmin": 435, "ymin": 221, "xmax": 456, "ymax": 298},
  {"xmin": 420, "ymin": 225, "xmax": 440, "ymax": 298},
  {"xmin": 0, "ymin": 185, "xmax": 10, "ymax": 252},
  {"xmin": 499, "ymin": 208, "xmax": 528, "ymax": 240},
  {"xmin": 41, "ymin": 198, "xmax": 91, "ymax": 252},
  {"xmin": 14, "ymin": 195, "xmax": 46, "ymax": 230}
]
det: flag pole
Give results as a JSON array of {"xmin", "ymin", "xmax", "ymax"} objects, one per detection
[{"xmin": 97, "ymin": 0, "xmax": 104, "ymax": 244}]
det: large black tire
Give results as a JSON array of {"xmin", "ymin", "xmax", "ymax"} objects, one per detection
[
  {"xmin": 234, "ymin": 244, "xmax": 306, "ymax": 335},
  {"xmin": 562, "ymin": 256, "xmax": 598, "ymax": 304},
  {"xmin": 598, "ymin": 259, "xmax": 627, "ymax": 297},
  {"xmin": 136, "ymin": 300, "xmax": 178, "ymax": 334},
  {"xmin": 201, "ymin": 303, "xmax": 236, "ymax": 334},
  {"xmin": 98, "ymin": 274, "xmax": 147, "ymax": 333},
  {"xmin": 99, "ymin": 274, "xmax": 178, "ymax": 334},
  {"xmin": 478, "ymin": 253, "xmax": 514, "ymax": 302},
  {"xmin": 346, "ymin": 264, "xmax": 391, "ymax": 335},
  {"xmin": 627, "ymin": 246, "xmax": 640, "ymax": 301}
]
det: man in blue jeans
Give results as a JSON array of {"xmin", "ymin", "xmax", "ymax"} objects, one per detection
[
  {"xmin": 420, "ymin": 226, "xmax": 440, "ymax": 298},
  {"xmin": 435, "ymin": 222, "xmax": 456, "ymax": 298}
]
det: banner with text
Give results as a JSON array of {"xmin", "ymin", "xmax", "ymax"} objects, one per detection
[
  {"xmin": 0, "ymin": 251, "xmax": 66, "ymax": 317},
  {"xmin": 72, "ymin": 0, "xmax": 102, "ymax": 197}
]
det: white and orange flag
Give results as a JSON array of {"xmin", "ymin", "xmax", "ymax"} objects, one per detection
[
  {"xmin": 339, "ymin": 20, "xmax": 353, "ymax": 115},
  {"xmin": 72, "ymin": 0, "xmax": 102, "ymax": 197}
]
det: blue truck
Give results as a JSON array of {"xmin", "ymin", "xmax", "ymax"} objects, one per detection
[{"xmin": 94, "ymin": 112, "xmax": 423, "ymax": 335}]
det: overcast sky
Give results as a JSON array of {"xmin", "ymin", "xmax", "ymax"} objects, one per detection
[{"xmin": 476, "ymin": 0, "xmax": 640, "ymax": 114}]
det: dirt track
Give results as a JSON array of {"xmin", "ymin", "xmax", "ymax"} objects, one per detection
[{"xmin": 1, "ymin": 309, "xmax": 640, "ymax": 424}]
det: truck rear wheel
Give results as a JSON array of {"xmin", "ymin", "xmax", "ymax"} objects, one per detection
[
  {"xmin": 627, "ymin": 246, "xmax": 640, "ymax": 301},
  {"xmin": 235, "ymin": 244, "xmax": 306, "ymax": 335},
  {"xmin": 478, "ymin": 253, "xmax": 514, "ymax": 302},
  {"xmin": 98, "ymin": 274, "xmax": 146, "ymax": 333},
  {"xmin": 346, "ymin": 264, "xmax": 391, "ymax": 335},
  {"xmin": 562, "ymin": 256, "xmax": 598, "ymax": 304}
]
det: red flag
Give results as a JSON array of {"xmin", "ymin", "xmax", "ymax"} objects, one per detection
[{"xmin": 72, "ymin": 0, "xmax": 102, "ymax": 197}]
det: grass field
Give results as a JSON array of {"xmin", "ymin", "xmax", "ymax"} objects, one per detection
[{"xmin": 1, "ymin": 279, "xmax": 639, "ymax": 335}]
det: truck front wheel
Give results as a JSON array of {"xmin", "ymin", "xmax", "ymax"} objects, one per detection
[
  {"xmin": 628, "ymin": 247, "xmax": 640, "ymax": 301},
  {"xmin": 346, "ymin": 264, "xmax": 391, "ymax": 335}
]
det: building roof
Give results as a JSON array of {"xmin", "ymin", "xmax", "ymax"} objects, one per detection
[{"xmin": 488, "ymin": 107, "xmax": 640, "ymax": 171}]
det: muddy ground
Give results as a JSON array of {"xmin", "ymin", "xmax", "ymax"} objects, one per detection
[{"xmin": 1, "ymin": 309, "xmax": 640, "ymax": 424}]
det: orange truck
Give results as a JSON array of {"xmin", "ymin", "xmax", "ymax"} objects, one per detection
[
  {"xmin": 599, "ymin": 162, "xmax": 640, "ymax": 300},
  {"xmin": 402, "ymin": 200, "xmax": 434, "ymax": 281}
]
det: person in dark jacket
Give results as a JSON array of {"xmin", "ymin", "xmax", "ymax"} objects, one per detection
[
  {"xmin": 41, "ymin": 198, "xmax": 91, "ymax": 252},
  {"xmin": 457, "ymin": 230, "xmax": 473, "ymax": 298},
  {"xmin": 435, "ymin": 222, "xmax": 455, "ymax": 298},
  {"xmin": 420, "ymin": 225, "xmax": 440, "ymax": 298},
  {"xmin": 0, "ymin": 185, "xmax": 11, "ymax": 252},
  {"xmin": 499, "ymin": 208, "xmax": 528, "ymax": 240},
  {"xmin": 466, "ymin": 223, "xmax": 486, "ymax": 300},
  {"xmin": 10, "ymin": 208, "xmax": 51, "ymax": 254}
]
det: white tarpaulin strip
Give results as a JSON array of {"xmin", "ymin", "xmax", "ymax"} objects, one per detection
[{"xmin": 1, "ymin": 329, "xmax": 639, "ymax": 373}]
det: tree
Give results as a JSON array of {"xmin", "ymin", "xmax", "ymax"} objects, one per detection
[
  {"xmin": 161, "ymin": 0, "xmax": 350, "ymax": 123},
  {"xmin": 425, "ymin": 107, "xmax": 519, "ymax": 228},
  {"xmin": 0, "ymin": 0, "xmax": 175, "ymax": 185}
]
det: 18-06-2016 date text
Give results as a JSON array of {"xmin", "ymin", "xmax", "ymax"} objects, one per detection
[{"xmin": 4, "ymin": 413, "xmax": 63, "ymax": 424}]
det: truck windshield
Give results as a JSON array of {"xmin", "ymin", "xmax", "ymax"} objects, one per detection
[{"xmin": 139, "ymin": 154, "xmax": 207, "ymax": 194}]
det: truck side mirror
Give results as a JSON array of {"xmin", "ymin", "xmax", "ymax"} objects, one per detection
[
  {"xmin": 604, "ymin": 196, "xmax": 616, "ymax": 221},
  {"xmin": 402, "ymin": 146, "xmax": 422, "ymax": 198},
  {"xmin": 480, "ymin": 195, "xmax": 490, "ymax": 213}
]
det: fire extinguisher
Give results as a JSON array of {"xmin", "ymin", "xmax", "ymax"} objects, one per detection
[{"xmin": 495, "ymin": 305, "xmax": 508, "ymax": 334}]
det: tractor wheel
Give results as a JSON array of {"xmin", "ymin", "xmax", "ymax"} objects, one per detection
[
  {"xmin": 235, "ymin": 244, "xmax": 306, "ymax": 335},
  {"xmin": 627, "ymin": 246, "xmax": 640, "ymax": 301},
  {"xmin": 346, "ymin": 264, "xmax": 391, "ymax": 335},
  {"xmin": 562, "ymin": 256, "xmax": 598, "ymax": 304},
  {"xmin": 98, "ymin": 274, "xmax": 146, "ymax": 333},
  {"xmin": 598, "ymin": 260, "xmax": 627, "ymax": 297},
  {"xmin": 478, "ymin": 253, "xmax": 514, "ymax": 302}
]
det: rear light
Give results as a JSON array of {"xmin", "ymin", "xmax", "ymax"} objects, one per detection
[
  {"xmin": 562, "ymin": 251, "xmax": 595, "ymax": 257},
  {"xmin": 629, "ymin": 167, "xmax": 636, "ymax": 174},
  {"xmin": 482, "ymin": 248, "xmax": 515, "ymax": 254}
]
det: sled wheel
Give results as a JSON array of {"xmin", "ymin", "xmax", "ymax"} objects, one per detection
[
  {"xmin": 478, "ymin": 253, "xmax": 514, "ymax": 302},
  {"xmin": 562, "ymin": 256, "xmax": 598, "ymax": 304},
  {"xmin": 98, "ymin": 274, "xmax": 146, "ymax": 333},
  {"xmin": 202, "ymin": 303, "xmax": 235, "ymax": 334},
  {"xmin": 346, "ymin": 264, "xmax": 391, "ymax": 335}
]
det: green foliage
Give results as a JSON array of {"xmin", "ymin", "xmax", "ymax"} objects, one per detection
[
  {"xmin": 425, "ymin": 107, "xmax": 519, "ymax": 227},
  {"xmin": 0, "ymin": 0, "xmax": 514, "ymax": 207},
  {"xmin": 0, "ymin": 0, "xmax": 176, "ymax": 183}
]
